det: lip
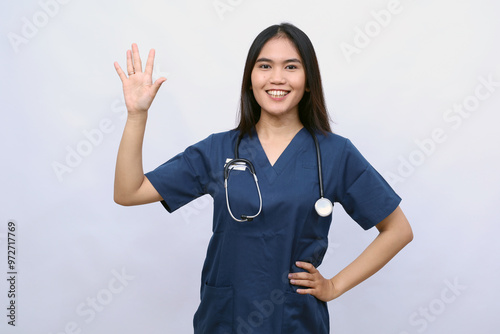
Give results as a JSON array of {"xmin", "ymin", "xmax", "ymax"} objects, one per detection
[{"xmin": 266, "ymin": 89, "xmax": 290, "ymax": 100}]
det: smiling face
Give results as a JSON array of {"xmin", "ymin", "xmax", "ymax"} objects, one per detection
[{"xmin": 250, "ymin": 37, "xmax": 307, "ymax": 122}]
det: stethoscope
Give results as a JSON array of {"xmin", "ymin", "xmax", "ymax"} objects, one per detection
[{"xmin": 224, "ymin": 130, "xmax": 333, "ymax": 222}]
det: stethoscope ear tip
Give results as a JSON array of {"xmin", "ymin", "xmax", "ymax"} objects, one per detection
[{"xmin": 315, "ymin": 197, "xmax": 333, "ymax": 217}]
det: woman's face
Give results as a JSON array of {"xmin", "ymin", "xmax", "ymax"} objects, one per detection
[{"xmin": 250, "ymin": 37, "xmax": 307, "ymax": 120}]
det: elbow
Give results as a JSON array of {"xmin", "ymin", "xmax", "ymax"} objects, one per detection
[
  {"xmin": 392, "ymin": 207, "xmax": 414, "ymax": 245},
  {"xmin": 114, "ymin": 196, "xmax": 126, "ymax": 206},
  {"xmin": 401, "ymin": 223, "xmax": 414, "ymax": 246},
  {"xmin": 114, "ymin": 193, "xmax": 134, "ymax": 206},
  {"xmin": 405, "ymin": 227, "xmax": 414, "ymax": 245}
]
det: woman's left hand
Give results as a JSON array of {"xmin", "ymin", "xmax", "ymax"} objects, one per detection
[{"xmin": 288, "ymin": 261, "xmax": 338, "ymax": 302}]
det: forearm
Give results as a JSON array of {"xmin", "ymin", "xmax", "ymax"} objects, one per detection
[
  {"xmin": 330, "ymin": 209, "xmax": 413, "ymax": 299},
  {"xmin": 114, "ymin": 113, "xmax": 148, "ymax": 204}
]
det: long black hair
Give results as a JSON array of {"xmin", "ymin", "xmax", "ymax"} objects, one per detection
[{"xmin": 236, "ymin": 23, "xmax": 331, "ymax": 138}]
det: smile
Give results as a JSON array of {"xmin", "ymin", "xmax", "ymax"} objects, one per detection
[{"xmin": 266, "ymin": 90, "xmax": 290, "ymax": 98}]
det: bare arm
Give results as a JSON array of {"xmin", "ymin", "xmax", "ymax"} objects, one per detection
[
  {"xmin": 113, "ymin": 43, "xmax": 166, "ymax": 206},
  {"xmin": 328, "ymin": 206, "xmax": 413, "ymax": 298},
  {"xmin": 289, "ymin": 206, "xmax": 413, "ymax": 301}
]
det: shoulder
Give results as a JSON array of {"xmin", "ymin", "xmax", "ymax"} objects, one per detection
[
  {"xmin": 317, "ymin": 131, "xmax": 352, "ymax": 152},
  {"xmin": 320, "ymin": 131, "xmax": 348, "ymax": 142},
  {"xmin": 318, "ymin": 131, "xmax": 368, "ymax": 166},
  {"xmin": 185, "ymin": 130, "xmax": 239, "ymax": 160},
  {"xmin": 189, "ymin": 129, "xmax": 238, "ymax": 149},
  {"xmin": 209, "ymin": 129, "xmax": 239, "ymax": 142}
]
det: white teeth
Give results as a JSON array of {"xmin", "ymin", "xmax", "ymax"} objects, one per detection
[{"xmin": 267, "ymin": 90, "xmax": 289, "ymax": 98}]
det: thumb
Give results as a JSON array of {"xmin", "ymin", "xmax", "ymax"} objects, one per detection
[{"xmin": 152, "ymin": 77, "xmax": 167, "ymax": 95}]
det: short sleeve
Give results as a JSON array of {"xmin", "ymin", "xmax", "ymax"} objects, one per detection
[
  {"xmin": 145, "ymin": 134, "xmax": 214, "ymax": 213},
  {"xmin": 336, "ymin": 139, "xmax": 401, "ymax": 230}
]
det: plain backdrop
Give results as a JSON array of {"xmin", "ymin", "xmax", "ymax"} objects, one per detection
[{"xmin": 1, "ymin": 0, "xmax": 499, "ymax": 333}]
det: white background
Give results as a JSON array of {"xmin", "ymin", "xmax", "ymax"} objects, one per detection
[{"xmin": 1, "ymin": 0, "xmax": 499, "ymax": 333}]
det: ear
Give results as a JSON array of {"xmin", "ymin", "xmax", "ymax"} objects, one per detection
[{"xmin": 305, "ymin": 87, "xmax": 310, "ymax": 92}]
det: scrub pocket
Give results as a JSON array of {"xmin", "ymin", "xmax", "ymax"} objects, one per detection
[
  {"xmin": 193, "ymin": 284, "xmax": 233, "ymax": 334},
  {"xmin": 281, "ymin": 292, "xmax": 329, "ymax": 334}
]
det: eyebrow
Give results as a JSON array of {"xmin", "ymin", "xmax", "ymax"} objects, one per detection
[{"xmin": 255, "ymin": 57, "xmax": 302, "ymax": 64}]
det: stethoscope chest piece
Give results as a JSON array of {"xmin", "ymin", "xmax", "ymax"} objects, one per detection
[{"xmin": 315, "ymin": 197, "xmax": 333, "ymax": 217}]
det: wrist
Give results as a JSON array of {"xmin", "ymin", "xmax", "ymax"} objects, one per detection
[
  {"xmin": 127, "ymin": 112, "xmax": 148, "ymax": 123},
  {"xmin": 330, "ymin": 276, "xmax": 345, "ymax": 300}
]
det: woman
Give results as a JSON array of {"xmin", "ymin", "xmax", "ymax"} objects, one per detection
[{"xmin": 114, "ymin": 23, "xmax": 413, "ymax": 333}]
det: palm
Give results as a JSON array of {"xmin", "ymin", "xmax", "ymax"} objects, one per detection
[
  {"xmin": 114, "ymin": 43, "xmax": 166, "ymax": 115},
  {"xmin": 122, "ymin": 71, "xmax": 157, "ymax": 113}
]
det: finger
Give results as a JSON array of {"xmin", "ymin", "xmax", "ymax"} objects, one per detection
[
  {"xmin": 132, "ymin": 43, "xmax": 143, "ymax": 73},
  {"xmin": 288, "ymin": 272, "xmax": 313, "ymax": 280},
  {"xmin": 290, "ymin": 279, "xmax": 315, "ymax": 288},
  {"xmin": 114, "ymin": 62, "xmax": 127, "ymax": 82},
  {"xmin": 144, "ymin": 49, "xmax": 155, "ymax": 78},
  {"xmin": 296, "ymin": 261, "xmax": 318, "ymax": 273},
  {"xmin": 296, "ymin": 288, "xmax": 314, "ymax": 295},
  {"xmin": 126, "ymin": 49, "xmax": 134, "ymax": 76}
]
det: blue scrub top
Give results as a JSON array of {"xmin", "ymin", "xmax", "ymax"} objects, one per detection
[{"xmin": 145, "ymin": 128, "xmax": 401, "ymax": 334}]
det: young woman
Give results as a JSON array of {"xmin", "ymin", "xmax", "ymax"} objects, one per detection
[{"xmin": 114, "ymin": 23, "xmax": 413, "ymax": 333}]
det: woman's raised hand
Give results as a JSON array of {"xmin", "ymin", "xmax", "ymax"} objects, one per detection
[{"xmin": 114, "ymin": 43, "xmax": 167, "ymax": 115}]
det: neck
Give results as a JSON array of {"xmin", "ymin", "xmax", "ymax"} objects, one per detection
[{"xmin": 255, "ymin": 112, "xmax": 303, "ymax": 141}]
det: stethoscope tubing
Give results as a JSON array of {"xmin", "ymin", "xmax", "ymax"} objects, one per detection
[
  {"xmin": 225, "ymin": 129, "xmax": 332, "ymax": 222},
  {"xmin": 224, "ymin": 158, "xmax": 263, "ymax": 222},
  {"xmin": 309, "ymin": 129, "xmax": 325, "ymax": 199}
]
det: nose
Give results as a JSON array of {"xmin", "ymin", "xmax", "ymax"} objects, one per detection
[{"xmin": 269, "ymin": 68, "xmax": 286, "ymax": 84}]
